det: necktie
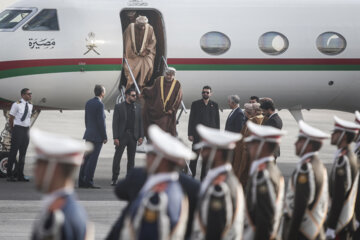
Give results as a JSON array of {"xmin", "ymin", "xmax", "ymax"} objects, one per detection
[{"xmin": 21, "ymin": 103, "xmax": 28, "ymax": 122}]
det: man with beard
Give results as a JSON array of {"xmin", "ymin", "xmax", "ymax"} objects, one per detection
[
  {"xmin": 111, "ymin": 88, "xmax": 144, "ymax": 185},
  {"xmin": 188, "ymin": 86, "xmax": 220, "ymax": 180},
  {"xmin": 123, "ymin": 15, "xmax": 156, "ymax": 90},
  {"xmin": 260, "ymin": 98, "xmax": 283, "ymax": 161},
  {"xmin": 142, "ymin": 67, "xmax": 182, "ymax": 137},
  {"xmin": 282, "ymin": 121, "xmax": 329, "ymax": 240},
  {"xmin": 326, "ymin": 116, "xmax": 359, "ymax": 240}
]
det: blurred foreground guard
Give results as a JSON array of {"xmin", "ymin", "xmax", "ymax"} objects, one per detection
[
  {"xmin": 282, "ymin": 121, "xmax": 329, "ymax": 240},
  {"xmin": 243, "ymin": 121, "xmax": 286, "ymax": 240},
  {"xmin": 354, "ymin": 111, "xmax": 360, "ymax": 239},
  {"xmin": 191, "ymin": 125, "xmax": 245, "ymax": 240},
  {"xmin": 326, "ymin": 116, "xmax": 360, "ymax": 240},
  {"xmin": 30, "ymin": 128, "xmax": 94, "ymax": 240},
  {"xmin": 120, "ymin": 125, "xmax": 195, "ymax": 240}
]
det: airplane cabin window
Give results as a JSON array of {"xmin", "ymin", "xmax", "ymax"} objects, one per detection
[
  {"xmin": 316, "ymin": 32, "xmax": 346, "ymax": 55},
  {"xmin": 0, "ymin": 9, "xmax": 35, "ymax": 31},
  {"xmin": 23, "ymin": 9, "xmax": 59, "ymax": 31},
  {"xmin": 258, "ymin": 32, "xmax": 289, "ymax": 55},
  {"xmin": 200, "ymin": 31, "xmax": 231, "ymax": 55}
]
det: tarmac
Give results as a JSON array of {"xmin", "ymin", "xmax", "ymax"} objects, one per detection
[{"xmin": 0, "ymin": 108, "xmax": 357, "ymax": 239}]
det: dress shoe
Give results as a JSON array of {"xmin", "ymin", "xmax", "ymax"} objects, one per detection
[
  {"xmin": 17, "ymin": 176, "xmax": 30, "ymax": 182},
  {"xmin": 111, "ymin": 180, "xmax": 117, "ymax": 186},
  {"xmin": 88, "ymin": 184, "xmax": 101, "ymax": 189},
  {"xmin": 7, "ymin": 177, "xmax": 17, "ymax": 182},
  {"xmin": 78, "ymin": 184, "xmax": 88, "ymax": 188}
]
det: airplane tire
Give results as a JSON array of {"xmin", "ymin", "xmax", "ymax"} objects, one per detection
[{"xmin": 0, "ymin": 152, "xmax": 10, "ymax": 178}]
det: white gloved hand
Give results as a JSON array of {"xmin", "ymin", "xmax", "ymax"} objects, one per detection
[{"xmin": 325, "ymin": 228, "xmax": 336, "ymax": 239}]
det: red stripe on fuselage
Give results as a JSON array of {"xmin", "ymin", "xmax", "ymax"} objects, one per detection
[
  {"xmin": 1, "ymin": 58, "xmax": 360, "ymax": 71},
  {"xmin": 0, "ymin": 58, "xmax": 123, "ymax": 71}
]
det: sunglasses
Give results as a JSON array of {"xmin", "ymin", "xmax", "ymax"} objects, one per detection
[
  {"xmin": 202, "ymin": 91, "xmax": 210, "ymax": 94},
  {"xmin": 130, "ymin": 94, "xmax": 137, "ymax": 97}
]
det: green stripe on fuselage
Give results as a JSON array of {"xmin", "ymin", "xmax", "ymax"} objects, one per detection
[{"xmin": 1, "ymin": 64, "xmax": 360, "ymax": 79}]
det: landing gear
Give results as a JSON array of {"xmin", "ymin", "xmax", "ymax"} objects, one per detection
[{"xmin": 0, "ymin": 109, "xmax": 41, "ymax": 177}]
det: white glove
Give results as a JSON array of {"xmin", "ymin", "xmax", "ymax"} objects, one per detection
[
  {"xmin": 356, "ymin": 220, "xmax": 360, "ymax": 230},
  {"xmin": 325, "ymin": 228, "xmax": 336, "ymax": 239}
]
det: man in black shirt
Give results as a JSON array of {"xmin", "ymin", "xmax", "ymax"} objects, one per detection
[
  {"xmin": 111, "ymin": 88, "xmax": 144, "ymax": 185},
  {"xmin": 188, "ymin": 85, "xmax": 220, "ymax": 180}
]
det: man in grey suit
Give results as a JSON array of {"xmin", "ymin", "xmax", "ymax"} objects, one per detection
[
  {"xmin": 111, "ymin": 88, "xmax": 144, "ymax": 185},
  {"xmin": 79, "ymin": 84, "xmax": 107, "ymax": 189}
]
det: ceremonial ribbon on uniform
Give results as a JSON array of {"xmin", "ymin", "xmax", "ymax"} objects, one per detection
[{"xmin": 160, "ymin": 77, "xmax": 177, "ymax": 112}]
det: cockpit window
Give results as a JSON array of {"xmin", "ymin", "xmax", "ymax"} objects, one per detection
[
  {"xmin": 23, "ymin": 9, "xmax": 59, "ymax": 31},
  {"xmin": 0, "ymin": 8, "xmax": 36, "ymax": 31}
]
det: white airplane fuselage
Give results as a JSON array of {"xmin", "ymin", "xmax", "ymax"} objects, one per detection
[{"xmin": 0, "ymin": 0, "xmax": 359, "ymax": 111}]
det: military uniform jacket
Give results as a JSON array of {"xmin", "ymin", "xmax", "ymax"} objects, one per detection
[
  {"xmin": 244, "ymin": 156, "xmax": 285, "ymax": 240},
  {"xmin": 120, "ymin": 172, "xmax": 189, "ymax": 240},
  {"xmin": 328, "ymin": 147, "xmax": 359, "ymax": 234},
  {"xmin": 31, "ymin": 189, "xmax": 93, "ymax": 240},
  {"xmin": 191, "ymin": 163, "xmax": 245, "ymax": 240},
  {"xmin": 283, "ymin": 152, "xmax": 328, "ymax": 240}
]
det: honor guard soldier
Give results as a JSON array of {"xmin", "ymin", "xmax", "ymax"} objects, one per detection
[
  {"xmin": 353, "ymin": 111, "xmax": 360, "ymax": 239},
  {"xmin": 30, "ymin": 129, "xmax": 94, "ymax": 240},
  {"xmin": 326, "ymin": 116, "xmax": 360, "ymax": 240},
  {"xmin": 120, "ymin": 125, "xmax": 194, "ymax": 240},
  {"xmin": 7, "ymin": 88, "xmax": 33, "ymax": 182},
  {"xmin": 243, "ymin": 121, "xmax": 286, "ymax": 240},
  {"xmin": 191, "ymin": 124, "xmax": 245, "ymax": 240},
  {"xmin": 282, "ymin": 120, "xmax": 330, "ymax": 240}
]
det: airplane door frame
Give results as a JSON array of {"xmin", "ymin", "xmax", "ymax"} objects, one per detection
[{"xmin": 119, "ymin": 8, "xmax": 167, "ymax": 88}]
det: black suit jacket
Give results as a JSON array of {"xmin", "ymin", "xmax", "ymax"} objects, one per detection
[
  {"xmin": 106, "ymin": 168, "xmax": 200, "ymax": 240},
  {"xmin": 262, "ymin": 113, "xmax": 283, "ymax": 157},
  {"xmin": 188, "ymin": 99, "xmax": 220, "ymax": 143},
  {"xmin": 225, "ymin": 107, "xmax": 245, "ymax": 133},
  {"xmin": 83, "ymin": 97, "xmax": 107, "ymax": 142},
  {"xmin": 112, "ymin": 102, "xmax": 144, "ymax": 140}
]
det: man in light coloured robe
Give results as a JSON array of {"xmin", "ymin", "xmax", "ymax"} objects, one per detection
[{"xmin": 123, "ymin": 15, "xmax": 156, "ymax": 90}]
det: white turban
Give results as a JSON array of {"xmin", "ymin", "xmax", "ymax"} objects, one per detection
[
  {"xmin": 136, "ymin": 15, "xmax": 148, "ymax": 24},
  {"xmin": 165, "ymin": 67, "xmax": 176, "ymax": 75}
]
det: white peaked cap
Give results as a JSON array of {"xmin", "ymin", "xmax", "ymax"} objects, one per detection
[
  {"xmin": 333, "ymin": 116, "xmax": 360, "ymax": 133},
  {"xmin": 31, "ymin": 128, "xmax": 93, "ymax": 166},
  {"xmin": 195, "ymin": 124, "xmax": 242, "ymax": 149},
  {"xmin": 298, "ymin": 120, "xmax": 329, "ymax": 142},
  {"xmin": 136, "ymin": 15, "xmax": 148, "ymax": 24},
  {"xmin": 245, "ymin": 121, "xmax": 286, "ymax": 143},
  {"xmin": 148, "ymin": 125, "xmax": 196, "ymax": 164},
  {"xmin": 355, "ymin": 111, "xmax": 360, "ymax": 124}
]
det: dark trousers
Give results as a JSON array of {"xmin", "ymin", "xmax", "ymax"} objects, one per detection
[
  {"xmin": 79, "ymin": 141, "xmax": 103, "ymax": 186},
  {"xmin": 7, "ymin": 125, "xmax": 29, "ymax": 178},
  {"xmin": 112, "ymin": 131, "xmax": 137, "ymax": 181},
  {"xmin": 189, "ymin": 150, "xmax": 208, "ymax": 181}
]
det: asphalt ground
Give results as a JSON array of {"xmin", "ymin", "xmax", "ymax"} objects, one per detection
[{"xmin": 0, "ymin": 109, "xmax": 357, "ymax": 239}]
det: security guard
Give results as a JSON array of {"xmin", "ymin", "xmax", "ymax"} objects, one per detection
[
  {"xmin": 30, "ymin": 128, "xmax": 94, "ymax": 240},
  {"xmin": 7, "ymin": 88, "xmax": 33, "ymax": 182},
  {"xmin": 243, "ymin": 121, "xmax": 286, "ymax": 240},
  {"xmin": 353, "ymin": 111, "xmax": 360, "ymax": 239},
  {"xmin": 191, "ymin": 125, "xmax": 245, "ymax": 240},
  {"xmin": 282, "ymin": 120, "xmax": 329, "ymax": 240},
  {"xmin": 326, "ymin": 116, "xmax": 360, "ymax": 240},
  {"xmin": 120, "ymin": 125, "xmax": 195, "ymax": 240}
]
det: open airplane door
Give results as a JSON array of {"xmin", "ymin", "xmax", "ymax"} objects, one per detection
[{"xmin": 119, "ymin": 9, "xmax": 166, "ymax": 91}]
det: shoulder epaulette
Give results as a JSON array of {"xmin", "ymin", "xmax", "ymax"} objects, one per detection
[{"xmin": 16, "ymin": 101, "xmax": 20, "ymax": 104}]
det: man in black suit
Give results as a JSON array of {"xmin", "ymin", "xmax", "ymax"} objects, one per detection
[
  {"xmin": 111, "ymin": 88, "xmax": 144, "ymax": 185},
  {"xmin": 188, "ymin": 85, "xmax": 220, "ymax": 180},
  {"xmin": 225, "ymin": 94, "xmax": 245, "ymax": 133},
  {"xmin": 260, "ymin": 98, "xmax": 283, "ymax": 160},
  {"xmin": 79, "ymin": 85, "xmax": 107, "ymax": 189}
]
